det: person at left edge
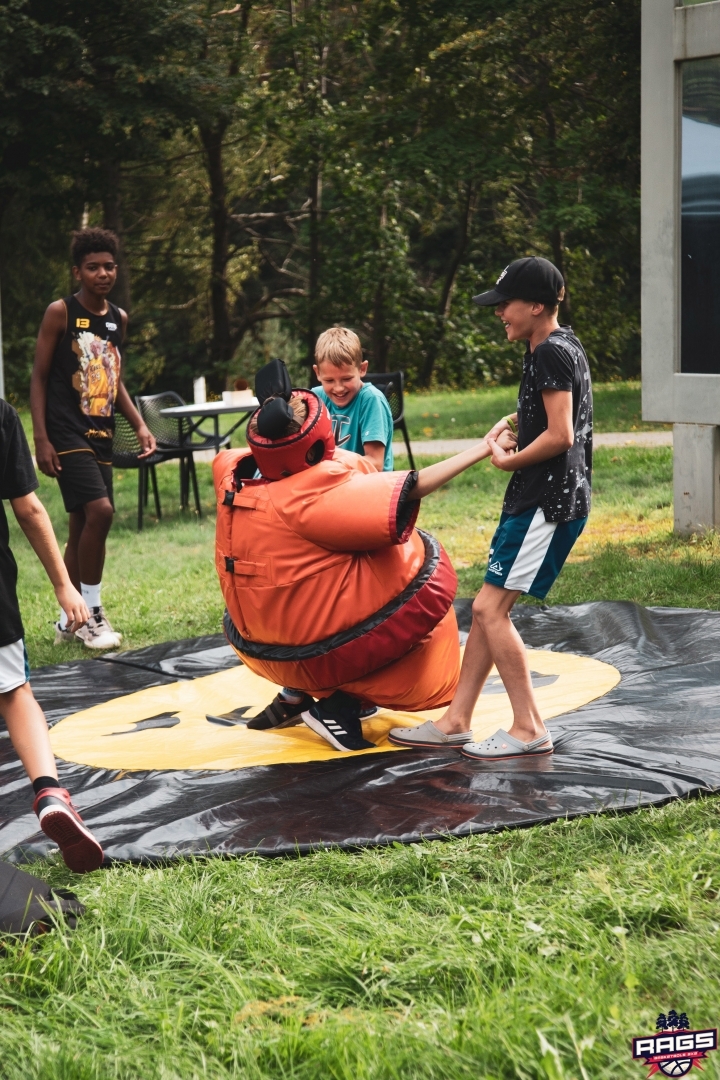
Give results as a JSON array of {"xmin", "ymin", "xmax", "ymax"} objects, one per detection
[
  {"xmin": 30, "ymin": 228, "xmax": 156, "ymax": 649},
  {"xmin": 0, "ymin": 398, "xmax": 103, "ymax": 872}
]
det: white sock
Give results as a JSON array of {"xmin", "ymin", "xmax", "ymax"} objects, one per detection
[
  {"xmin": 59, "ymin": 609, "xmax": 69, "ymax": 630},
  {"xmin": 280, "ymin": 687, "xmax": 305, "ymax": 704},
  {"xmin": 81, "ymin": 582, "xmax": 102, "ymax": 610}
]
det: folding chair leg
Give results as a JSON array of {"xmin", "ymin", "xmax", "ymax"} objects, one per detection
[
  {"xmin": 401, "ymin": 420, "xmax": 415, "ymax": 470},
  {"xmin": 138, "ymin": 467, "xmax": 145, "ymax": 531},
  {"xmin": 150, "ymin": 465, "xmax": 162, "ymax": 520},
  {"xmin": 189, "ymin": 455, "xmax": 201, "ymax": 518}
]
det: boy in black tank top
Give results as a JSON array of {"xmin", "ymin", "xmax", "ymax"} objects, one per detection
[{"xmin": 30, "ymin": 228, "xmax": 156, "ymax": 649}]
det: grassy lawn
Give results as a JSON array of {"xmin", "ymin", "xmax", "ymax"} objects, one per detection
[
  {"xmin": 89, "ymin": 380, "xmax": 662, "ymax": 449},
  {"xmin": 16, "ymin": 443, "xmax": 720, "ymax": 671},
  {"xmin": 2, "ymin": 800, "xmax": 720, "ymax": 1079},
  {"xmin": 14, "ymin": 382, "xmax": 664, "ymax": 466},
  {"xmin": 4, "ymin": 438, "xmax": 720, "ymax": 1079},
  {"xmin": 402, "ymin": 381, "xmax": 668, "ymax": 440}
]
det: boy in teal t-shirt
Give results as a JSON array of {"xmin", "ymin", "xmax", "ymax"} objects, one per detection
[
  {"xmin": 312, "ymin": 327, "xmax": 394, "ymax": 471},
  {"xmin": 251, "ymin": 325, "xmax": 395, "ymax": 733}
]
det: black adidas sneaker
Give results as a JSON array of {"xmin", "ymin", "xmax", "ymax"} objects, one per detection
[{"xmin": 301, "ymin": 691, "xmax": 375, "ymax": 752}]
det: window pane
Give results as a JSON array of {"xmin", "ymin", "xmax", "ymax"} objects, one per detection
[{"xmin": 682, "ymin": 57, "xmax": 720, "ymax": 373}]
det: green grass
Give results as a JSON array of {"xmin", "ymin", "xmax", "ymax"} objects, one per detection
[
  {"xmin": 14, "ymin": 446, "xmax": 720, "ymax": 671},
  {"xmin": 13, "ymin": 460, "xmax": 224, "ymax": 669},
  {"xmin": 414, "ymin": 445, "xmax": 720, "ymax": 608},
  {"xmin": 2, "ymin": 799, "xmax": 720, "ymax": 1079},
  {"xmin": 14, "ymin": 381, "xmax": 663, "ymax": 464},
  {"xmin": 403, "ymin": 381, "xmax": 668, "ymax": 440},
  {"xmin": 6, "ymin": 443, "xmax": 720, "ymax": 1079}
]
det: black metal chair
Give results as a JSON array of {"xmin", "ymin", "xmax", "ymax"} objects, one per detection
[
  {"xmin": 135, "ymin": 391, "xmax": 230, "ymax": 517},
  {"xmin": 362, "ymin": 371, "xmax": 415, "ymax": 468},
  {"xmin": 112, "ymin": 414, "xmax": 165, "ymax": 531}
]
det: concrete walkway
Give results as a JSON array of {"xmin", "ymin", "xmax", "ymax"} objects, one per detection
[{"xmin": 392, "ymin": 430, "xmax": 672, "ymax": 456}]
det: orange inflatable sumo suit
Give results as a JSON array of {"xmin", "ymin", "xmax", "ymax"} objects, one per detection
[{"xmin": 213, "ymin": 447, "xmax": 461, "ymax": 710}]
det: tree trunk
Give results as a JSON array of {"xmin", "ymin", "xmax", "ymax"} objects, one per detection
[
  {"xmin": 102, "ymin": 169, "xmax": 132, "ymax": 315},
  {"xmin": 419, "ymin": 181, "xmax": 475, "ymax": 386},
  {"xmin": 306, "ymin": 164, "xmax": 321, "ymax": 372},
  {"xmin": 550, "ymin": 225, "xmax": 572, "ymax": 324},
  {"xmin": 543, "ymin": 104, "xmax": 572, "ymax": 325},
  {"xmin": 199, "ymin": 122, "xmax": 232, "ymax": 385},
  {"xmin": 372, "ymin": 279, "xmax": 389, "ymax": 372}
]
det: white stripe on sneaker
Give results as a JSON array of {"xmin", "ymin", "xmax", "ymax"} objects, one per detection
[
  {"xmin": 301, "ymin": 710, "xmax": 349, "ymax": 751},
  {"xmin": 505, "ymin": 507, "xmax": 557, "ymax": 592},
  {"xmin": 37, "ymin": 802, "xmax": 98, "ymax": 843}
]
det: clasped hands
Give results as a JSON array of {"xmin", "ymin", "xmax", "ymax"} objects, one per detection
[{"xmin": 486, "ymin": 415, "xmax": 518, "ymax": 471}]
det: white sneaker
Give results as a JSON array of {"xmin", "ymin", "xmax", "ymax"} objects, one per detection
[
  {"xmin": 74, "ymin": 607, "xmax": 122, "ymax": 650},
  {"xmin": 53, "ymin": 622, "xmax": 77, "ymax": 645}
]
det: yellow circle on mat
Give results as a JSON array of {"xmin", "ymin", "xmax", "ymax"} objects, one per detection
[{"xmin": 49, "ymin": 650, "xmax": 621, "ymax": 772}]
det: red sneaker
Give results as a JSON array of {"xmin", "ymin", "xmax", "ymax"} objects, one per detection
[{"xmin": 33, "ymin": 788, "xmax": 104, "ymax": 873}]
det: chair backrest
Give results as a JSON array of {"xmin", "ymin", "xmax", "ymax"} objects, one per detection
[
  {"xmin": 362, "ymin": 371, "xmax": 405, "ymax": 425},
  {"xmin": 112, "ymin": 414, "xmax": 143, "ymax": 468},
  {"xmin": 135, "ymin": 391, "xmax": 189, "ymax": 447}
]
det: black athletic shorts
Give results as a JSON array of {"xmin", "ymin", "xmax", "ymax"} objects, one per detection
[{"xmin": 56, "ymin": 449, "xmax": 114, "ymax": 513}]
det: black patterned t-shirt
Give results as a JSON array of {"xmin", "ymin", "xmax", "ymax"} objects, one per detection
[{"xmin": 502, "ymin": 327, "xmax": 592, "ymax": 523}]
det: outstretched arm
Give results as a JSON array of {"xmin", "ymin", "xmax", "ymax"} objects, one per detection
[
  {"xmin": 10, "ymin": 493, "xmax": 89, "ymax": 630},
  {"xmin": 408, "ymin": 428, "xmax": 517, "ymax": 500}
]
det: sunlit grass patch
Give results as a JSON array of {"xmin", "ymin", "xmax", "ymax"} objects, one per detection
[
  {"xmin": 404, "ymin": 381, "xmax": 670, "ymax": 440},
  {"xmin": 2, "ymin": 798, "xmax": 719, "ymax": 1078}
]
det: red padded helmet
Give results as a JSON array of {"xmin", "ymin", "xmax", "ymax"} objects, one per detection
[{"xmin": 247, "ymin": 389, "xmax": 335, "ymax": 480}]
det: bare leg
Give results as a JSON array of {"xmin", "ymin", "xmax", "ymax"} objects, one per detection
[
  {"xmin": 0, "ymin": 682, "xmax": 57, "ymax": 782},
  {"xmin": 435, "ymin": 583, "xmax": 547, "ymax": 742},
  {"xmin": 433, "ymin": 616, "xmax": 496, "ymax": 734},
  {"xmin": 2, "ymin": 683, "xmax": 104, "ymax": 872},
  {"xmin": 64, "ymin": 509, "xmax": 85, "ymax": 591},
  {"xmin": 76, "ymin": 497, "xmax": 113, "ymax": 586}
]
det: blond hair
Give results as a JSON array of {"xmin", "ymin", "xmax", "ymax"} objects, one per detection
[
  {"xmin": 315, "ymin": 326, "xmax": 363, "ymax": 369},
  {"xmin": 248, "ymin": 393, "xmax": 308, "ymax": 438}
]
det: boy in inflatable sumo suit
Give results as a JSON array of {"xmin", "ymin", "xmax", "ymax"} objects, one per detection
[{"xmin": 214, "ymin": 359, "xmax": 516, "ymax": 752}]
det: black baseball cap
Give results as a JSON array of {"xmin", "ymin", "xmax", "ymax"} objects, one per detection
[{"xmin": 472, "ymin": 256, "xmax": 564, "ymax": 307}]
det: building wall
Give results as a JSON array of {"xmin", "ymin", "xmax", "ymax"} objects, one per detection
[{"xmin": 642, "ymin": 0, "xmax": 720, "ymax": 424}]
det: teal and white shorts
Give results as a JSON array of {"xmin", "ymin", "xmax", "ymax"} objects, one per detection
[
  {"xmin": 484, "ymin": 506, "xmax": 587, "ymax": 600},
  {"xmin": 0, "ymin": 639, "xmax": 30, "ymax": 694}
]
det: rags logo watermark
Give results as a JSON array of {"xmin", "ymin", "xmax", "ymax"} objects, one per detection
[{"xmin": 632, "ymin": 1012, "xmax": 717, "ymax": 1077}]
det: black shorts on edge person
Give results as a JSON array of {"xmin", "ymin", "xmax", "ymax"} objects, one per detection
[{"xmin": 56, "ymin": 448, "xmax": 114, "ymax": 514}]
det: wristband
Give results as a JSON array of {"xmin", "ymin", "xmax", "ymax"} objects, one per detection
[{"xmin": 502, "ymin": 415, "xmax": 517, "ymax": 435}]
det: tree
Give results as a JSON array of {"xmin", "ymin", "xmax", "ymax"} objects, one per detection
[{"xmin": 0, "ymin": 0, "xmax": 641, "ymax": 398}]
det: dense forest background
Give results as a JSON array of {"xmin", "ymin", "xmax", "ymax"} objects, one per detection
[{"xmin": 0, "ymin": 0, "xmax": 639, "ymax": 400}]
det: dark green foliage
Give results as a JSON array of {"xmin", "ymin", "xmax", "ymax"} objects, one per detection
[{"xmin": 1, "ymin": 0, "xmax": 640, "ymax": 397}]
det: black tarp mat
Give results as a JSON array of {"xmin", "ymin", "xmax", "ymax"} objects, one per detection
[{"xmin": 1, "ymin": 601, "xmax": 719, "ymax": 864}]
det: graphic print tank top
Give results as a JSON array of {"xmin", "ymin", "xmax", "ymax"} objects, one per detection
[{"xmin": 46, "ymin": 294, "xmax": 123, "ymax": 456}]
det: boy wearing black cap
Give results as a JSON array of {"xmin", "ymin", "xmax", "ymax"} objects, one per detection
[{"xmin": 389, "ymin": 256, "xmax": 592, "ymax": 760}]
